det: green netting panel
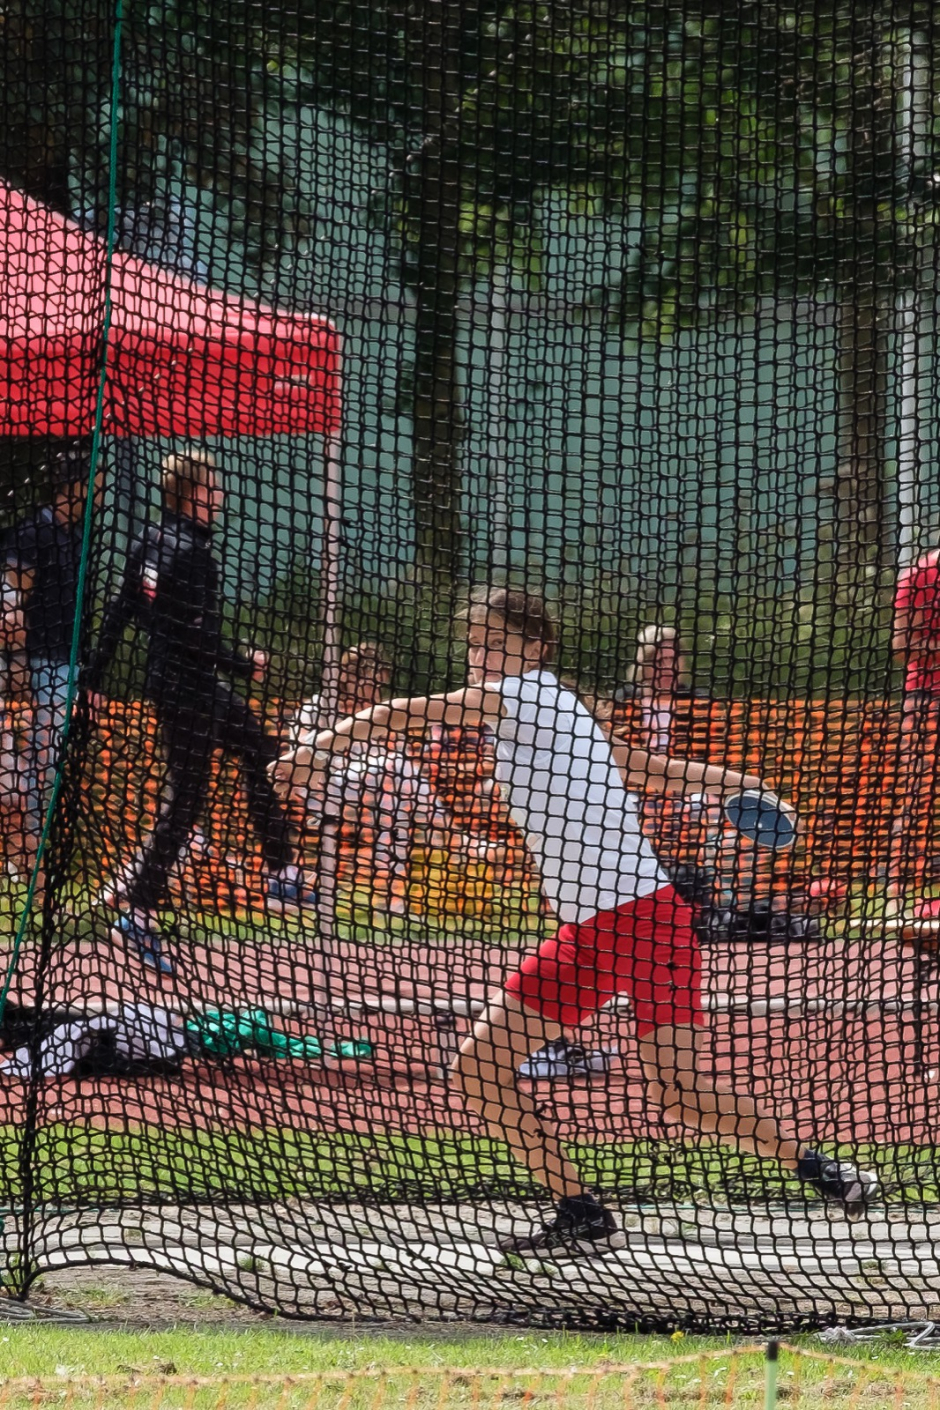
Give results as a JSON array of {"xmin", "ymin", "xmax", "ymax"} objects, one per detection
[{"xmin": 0, "ymin": 0, "xmax": 938, "ymax": 1332}]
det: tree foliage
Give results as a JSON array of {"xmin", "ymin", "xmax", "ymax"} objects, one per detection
[{"xmin": 3, "ymin": 1, "xmax": 940, "ymax": 581}]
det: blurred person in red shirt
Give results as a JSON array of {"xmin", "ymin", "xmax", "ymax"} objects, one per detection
[{"xmin": 887, "ymin": 549, "xmax": 940, "ymax": 916}]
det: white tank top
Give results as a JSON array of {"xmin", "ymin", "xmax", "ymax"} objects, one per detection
[{"xmin": 491, "ymin": 670, "xmax": 668, "ymax": 923}]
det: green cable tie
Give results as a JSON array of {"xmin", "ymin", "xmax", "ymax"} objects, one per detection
[{"xmin": 764, "ymin": 1340, "xmax": 780, "ymax": 1410}]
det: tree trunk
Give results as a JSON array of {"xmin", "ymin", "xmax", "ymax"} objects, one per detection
[
  {"xmin": 834, "ymin": 292, "xmax": 888, "ymax": 591},
  {"xmin": 404, "ymin": 0, "xmax": 467, "ymax": 585},
  {"xmin": 828, "ymin": 11, "xmax": 896, "ymax": 600}
]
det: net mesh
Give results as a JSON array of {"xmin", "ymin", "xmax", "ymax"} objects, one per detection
[{"xmin": 0, "ymin": 0, "xmax": 938, "ymax": 1332}]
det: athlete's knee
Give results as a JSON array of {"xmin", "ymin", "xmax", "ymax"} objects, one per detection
[
  {"xmin": 660, "ymin": 1090, "xmax": 685, "ymax": 1123},
  {"xmin": 451, "ymin": 1049, "xmax": 505, "ymax": 1115},
  {"xmin": 642, "ymin": 1070, "xmax": 680, "ymax": 1114},
  {"xmin": 450, "ymin": 1033, "xmax": 488, "ymax": 1100},
  {"xmin": 639, "ymin": 1043, "xmax": 680, "ymax": 1094},
  {"xmin": 643, "ymin": 1059, "xmax": 699, "ymax": 1124},
  {"xmin": 452, "ymin": 1021, "xmax": 516, "ymax": 1100}
]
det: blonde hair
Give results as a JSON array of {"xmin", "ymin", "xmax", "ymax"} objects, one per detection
[
  {"xmin": 464, "ymin": 586, "xmax": 558, "ymax": 662},
  {"xmin": 637, "ymin": 624, "xmax": 677, "ymax": 652},
  {"xmin": 161, "ymin": 448, "xmax": 218, "ymax": 514}
]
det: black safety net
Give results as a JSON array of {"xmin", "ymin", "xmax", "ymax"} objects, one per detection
[{"xmin": 0, "ymin": 0, "xmax": 938, "ymax": 1331}]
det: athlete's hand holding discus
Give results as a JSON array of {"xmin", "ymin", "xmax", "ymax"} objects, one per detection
[
  {"xmin": 722, "ymin": 788, "xmax": 798, "ymax": 851},
  {"xmin": 609, "ymin": 742, "xmax": 798, "ymax": 851}
]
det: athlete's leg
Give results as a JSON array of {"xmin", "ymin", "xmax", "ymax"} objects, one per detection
[
  {"xmin": 316, "ymin": 756, "xmax": 366, "ymax": 945},
  {"xmin": 103, "ymin": 709, "xmax": 209, "ymax": 973},
  {"xmin": 0, "ymin": 718, "xmax": 34, "ymax": 885},
  {"xmin": 636, "ymin": 1022, "xmax": 803, "ymax": 1166},
  {"xmin": 451, "ymin": 992, "xmax": 583, "ymax": 1200},
  {"xmin": 385, "ymin": 825, "xmax": 412, "ymax": 912},
  {"xmin": 21, "ymin": 660, "xmax": 70, "ymax": 901},
  {"xmin": 25, "ymin": 660, "xmax": 71, "ymax": 826},
  {"xmin": 367, "ymin": 753, "xmax": 413, "ymax": 912}
]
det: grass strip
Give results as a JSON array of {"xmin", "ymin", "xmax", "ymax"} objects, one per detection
[
  {"xmin": 1, "ymin": 1332, "xmax": 940, "ymax": 1408},
  {"xmin": 0, "ymin": 1124, "xmax": 936, "ymax": 1207}
]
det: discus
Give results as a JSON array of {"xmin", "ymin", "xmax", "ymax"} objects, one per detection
[{"xmin": 723, "ymin": 789, "xmax": 797, "ymax": 851}]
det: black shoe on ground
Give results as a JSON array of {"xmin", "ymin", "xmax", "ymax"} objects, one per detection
[
  {"xmin": 798, "ymin": 1150, "xmax": 878, "ymax": 1219},
  {"xmin": 498, "ymin": 1195, "xmax": 620, "ymax": 1258}
]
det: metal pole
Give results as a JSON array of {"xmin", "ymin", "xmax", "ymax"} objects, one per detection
[
  {"xmin": 487, "ymin": 265, "xmax": 510, "ymax": 576},
  {"xmin": 897, "ymin": 289, "xmax": 919, "ymax": 569},
  {"xmin": 896, "ymin": 34, "xmax": 929, "ymax": 568},
  {"xmin": 320, "ymin": 338, "xmax": 344, "ymax": 718}
]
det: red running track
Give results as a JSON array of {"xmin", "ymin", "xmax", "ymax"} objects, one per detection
[{"xmin": 0, "ymin": 923, "xmax": 937, "ymax": 1149}]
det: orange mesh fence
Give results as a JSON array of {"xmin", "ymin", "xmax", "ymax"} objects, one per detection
[
  {"xmin": 1, "ymin": 1345, "xmax": 940, "ymax": 1410},
  {"xmin": 614, "ymin": 696, "xmax": 935, "ymax": 896},
  {"xmin": 45, "ymin": 695, "xmax": 940, "ymax": 919},
  {"xmin": 65, "ymin": 701, "xmax": 540, "ymax": 920}
]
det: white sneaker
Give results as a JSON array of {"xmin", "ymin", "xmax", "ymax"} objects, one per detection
[{"xmin": 519, "ymin": 1040, "xmax": 617, "ymax": 1080}]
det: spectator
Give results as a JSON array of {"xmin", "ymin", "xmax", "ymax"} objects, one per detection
[
  {"xmin": 0, "ymin": 564, "xmax": 34, "ymax": 886},
  {"xmin": 84, "ymin": 447, "xmax": 315, "ymax": 974},
  {"xmin": 614, "ymin": 625, "xmax": 709, "ymax": 895},
  {"xmin": 294, "ymin": 641, "xmax": 393, "ymax": 940},
  {"xmin": 887, "ymin": 548, "xmax": 940, "ymax": 918},
  {"xmin": 615, "ymin": 624, "xmax": 817, "ymax": 945},
  {"xmin": 289, "ymin": 642, "xmax": 393, "ymax": 746},
  {"xmin": 292, "ymin": 642, "xmax": 457, "ymax": 934},
  {"xmin": 3, "ymin": 446, "xmax": 98, "ymax": 882},
  {"xmin": 613, "ymin": 624, "xmax": 694, "ymax": 751}
]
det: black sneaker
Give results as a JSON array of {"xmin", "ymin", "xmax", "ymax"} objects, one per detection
[
  {"xmin": 798, "ymin": 1150, "xmax": 878, "ymax": 1219},
  {"xmin": 498, "ymin": 1196, "xmax": 620, "ymax": 1258}
]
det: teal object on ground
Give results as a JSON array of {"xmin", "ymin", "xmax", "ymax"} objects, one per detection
[{"xmin": 186, "ymin": 1008, "xmax": 374, "ymax": 1061}]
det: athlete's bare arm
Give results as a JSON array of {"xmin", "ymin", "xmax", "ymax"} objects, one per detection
[
  {"xmin": 609, "ymin": 742, "xmax": 764, "ymax": 798},
  {"xmin": 270, "ymin": 686, "xmax": 503, "ymax": 793}
]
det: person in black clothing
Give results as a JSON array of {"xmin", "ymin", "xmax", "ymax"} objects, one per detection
[
  {"xmin": 3, "ymin": 447, "xmax": 99, "ymax": 889},
  {"xmin": 85, "ymin": 448, "xmax": 315, "ymax": 974}
]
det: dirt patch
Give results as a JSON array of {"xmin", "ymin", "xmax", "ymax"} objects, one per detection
[
  {"xmin": 12, "ymin": 1265, "xmax": 509, "ymax": 1336},
  {"xmin": 22, "ymin": 1266, "xmax": 272, "ymax": 1326}
]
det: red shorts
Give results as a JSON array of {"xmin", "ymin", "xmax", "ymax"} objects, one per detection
[{"xmin": 504, "ymin": 884, "xmax": 703, "ymax": 1036}]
